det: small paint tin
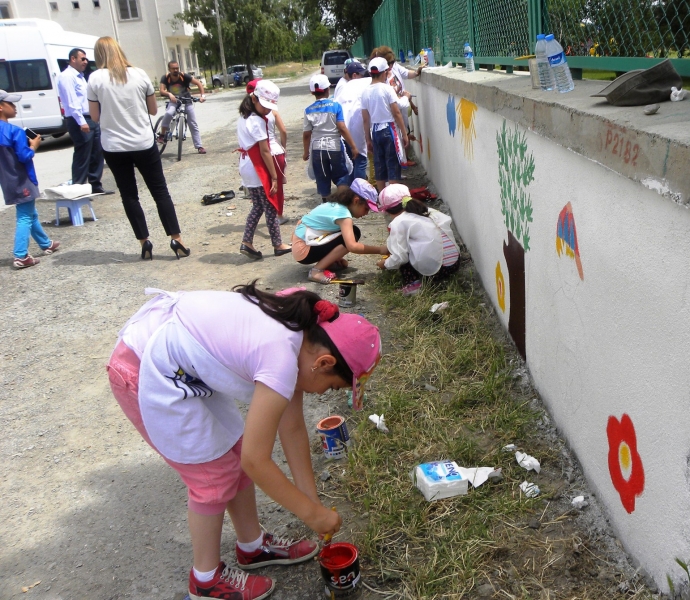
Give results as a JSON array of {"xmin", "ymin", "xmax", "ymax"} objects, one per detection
[
  {"xmin": 316, "ymin": 415, "xmax": 350, "ymax": 460},
  {"xmin": 338, "ymin": 283, "xmax": 357, "ymax": 307},
  {"xmin": 319, "ymin": 542, "xmax": 361, "ymax": 597}
]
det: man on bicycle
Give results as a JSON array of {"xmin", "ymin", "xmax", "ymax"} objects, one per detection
[{"xmin": 158, "ymin": 61, "xmax": 207, "ymax": 154}]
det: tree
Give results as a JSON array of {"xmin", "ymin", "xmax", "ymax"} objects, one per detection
[{"xmin": 304, "ymin": 0, "xmax": 383, "ymax": 46}]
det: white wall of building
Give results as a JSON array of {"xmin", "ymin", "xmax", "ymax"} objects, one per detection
[{"xmin": 409, "ymin": 72, "xmax": 690, "ymax": 592}]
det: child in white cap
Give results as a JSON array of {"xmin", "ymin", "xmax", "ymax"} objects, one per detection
[
  {"xmin": 0, "ymin": 90, "xmax": 60, "ymax": 268},
  {"xmin": 303, "ymin": 74, "xmax": 359, "ymax": 202},
  {"xmin": 376, "ymin": 184, "xmax": 460, "ymax": 296}
]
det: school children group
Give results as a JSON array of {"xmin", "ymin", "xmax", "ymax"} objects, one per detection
[{"xmin": 1, "ymin": 39, "xmax": 462, "ymax": 600}]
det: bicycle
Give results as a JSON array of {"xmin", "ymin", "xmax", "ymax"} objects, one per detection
[{"xmin": 154, "ymin": 96, "xmax": 199, "ymax": 162}]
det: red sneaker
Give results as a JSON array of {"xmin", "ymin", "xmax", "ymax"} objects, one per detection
[
  {"xmin": 13, "ymin": 255, "xmax": 40, "ymax": 269},
  {"xmin": 236, "ymin": 533, "xmax": 319, "ymax": 570},
  {"xmin": 188, "ymin": 562, "xmax": 275, "ymax": 600},
  {"xmin": 43, "ymin": 240, "xmax": 60, "ymax": 255}
]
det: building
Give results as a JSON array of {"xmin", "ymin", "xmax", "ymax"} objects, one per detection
[{"xmin": 0, "ymin": 0, "xmax": 203, "ymax": 81}]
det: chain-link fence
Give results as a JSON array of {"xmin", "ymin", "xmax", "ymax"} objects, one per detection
[{"xmin": 351, "ymin": 0, "xmax": 690, "ymax": 76}]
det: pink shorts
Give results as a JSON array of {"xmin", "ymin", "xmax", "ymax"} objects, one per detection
[{"xmin": 107, "ymin": 340, "xmax": 253, "ymax": 515}]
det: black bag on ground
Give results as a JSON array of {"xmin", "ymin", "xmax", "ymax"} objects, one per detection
[{"xmin": 201, "ymin": 190, "xmax": 235, "ymax": 205}]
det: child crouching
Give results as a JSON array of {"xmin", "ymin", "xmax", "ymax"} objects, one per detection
[{"xmin": 377, "ymin": 184, "xmax": 460, "ymax": 296}]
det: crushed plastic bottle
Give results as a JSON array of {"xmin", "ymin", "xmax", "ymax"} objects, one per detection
[
  {"xmin": 545, "ymin": 34, "xmax": 574, "ymax": 93},
  {"xmin": 463, "ymin": 42, "xmax": 474, "ymax": 73},
  {"xmin": 535, "ymin": 34, "xmax": 555, "ymax": 91}
]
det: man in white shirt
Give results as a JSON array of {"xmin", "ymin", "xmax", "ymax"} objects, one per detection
[{"xmin": 57, "ymin": 48, "xmax": 106, "ymax": 193}]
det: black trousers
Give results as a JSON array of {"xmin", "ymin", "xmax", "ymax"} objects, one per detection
[
  {"xmin": 103, "ymin": 144, "xmax": 181, "ymax": 240},
  {"xmin": 297, "ymin": 226, "xmax": 361, "ymax": 265},
  {"xmin": 65, "ymin": 116, "xmax": 103, "ymax": 187}
]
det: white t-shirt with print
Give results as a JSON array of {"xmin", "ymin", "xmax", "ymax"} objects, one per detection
[
  {"xmin": 267, "ymin": 111, "xmax": 284, "ymax": 156},
  {"xmin": 361, "ymin": 82, "xmax": 399, "ymax": 125},
  {"xmin": 119, "ymin": 289, "xmax": 303, "ymax": 464},
  {"xmin": 86, "ymin": 67, "xmax": 155, "ymax": 152},
  {"xmin": 237, "ymin": 113, "xmax": 268, "ymax": 188}
]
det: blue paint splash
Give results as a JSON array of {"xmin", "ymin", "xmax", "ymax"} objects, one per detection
[{"xmin": 446, "ymin": 95, "xmax": 456, "ymax": 137}]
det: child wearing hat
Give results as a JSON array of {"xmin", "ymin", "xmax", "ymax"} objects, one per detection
[
  {"xmin": 292, "ymin": 178, "xmax": 388, "ymax": 283},
  {"xmin": 303, "ymin": 74, "xmax": 360, "ymax": 202},
  {"xmin": 0, "ymin": 90, "xmax": 60, "ymax": 269},
  {"xmin": 361, "ymin": 57, "xmax": 409, "ymax": 192},
  {"xmin": 376, "ymin": 184, "xmax": 460, "ymax": 296}
]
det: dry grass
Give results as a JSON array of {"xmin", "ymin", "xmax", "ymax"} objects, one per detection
[
  {"xmin": 333, "ymin": 267, "xmax": 655, "ymax": 599},
  {"xmin": 261, "ymin": 59, "xmax": 321, "ymax": 80}
]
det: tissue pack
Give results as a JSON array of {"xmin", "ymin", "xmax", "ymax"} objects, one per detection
[{"xmin": 413, "ymin": 461, "xmax": 469, "ymax": 501}]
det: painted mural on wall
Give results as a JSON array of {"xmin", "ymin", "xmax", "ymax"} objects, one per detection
[
  {"xmin": 495, "ymin": 262, "xmax": 506, "ymax": 313},
  {"xmin": 496, "ymin": 120, "xmax": 535, "ymax": 359},
  {"xmin": 456, "ymin": 98, "xmax": 477, "ymax": 160},
  {"xmin": 607, "ymin": 414, "xmax": 645, "ymax": 513},
  {"xmin": 556, "ymin": 202, "xmax": 584, "ymax": 280},
  {"xmin": 446, "ymin": 95, "xmax": 457, "ymax": 136}
]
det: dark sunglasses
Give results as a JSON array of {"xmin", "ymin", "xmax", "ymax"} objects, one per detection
[{"xmin": 79, "ymin": 57, "xmax": 89, "ymax": 62}]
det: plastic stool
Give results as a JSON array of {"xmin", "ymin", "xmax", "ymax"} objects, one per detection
[{"xmin": 55, "ymin": 197, "xmax": 97, "ymax": 226}]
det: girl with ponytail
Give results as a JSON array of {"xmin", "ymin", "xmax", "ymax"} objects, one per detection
[{"xmin": 106, "ymin": 283, "xmax": 381, "ymax": 599}]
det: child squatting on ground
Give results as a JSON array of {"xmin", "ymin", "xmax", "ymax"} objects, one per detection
[
  {"xmin": 303, "ymin": 74, "xmax": 360, "ymax": 202},
  {"xmin": 361, "ymin": 57, "xmax": 409, "ymax": 192},
  {"xmin": 0, "ymin": 90, "xmax": 60, "ymax": 268},
  {"xmin": 107, "ymin": 284, "xmax": 382, "ymax": 599},
  {"xmin": 291, "ymin": 178, "xmax": 389, "ymax": 283},
  {"xmin": 376, "ymin": 184, "xmax": 461, "ymax": 296}
]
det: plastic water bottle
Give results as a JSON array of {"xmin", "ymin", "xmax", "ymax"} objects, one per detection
[
  {"xmin": 463, "ymin": 42, "xmax": 475, "ymax": 73},
  {"xmin": 407, "ymin": 50, "xmax": 414, "ymax": 63},
  {"xmin": 535, "ymin": 34, "xmax": 555, "ymax": 91},
  {"xmin": 545, "ymin": 34, "xmax": 574, "ymax": 93},
  {"xmin": 426, "ymin": 48, "xmax": 435, "ymax": 67}
]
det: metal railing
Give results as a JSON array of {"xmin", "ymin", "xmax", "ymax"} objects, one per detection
[{"xmin": 351, "ymin": 0, "xmax": 690, "ymax": 77}]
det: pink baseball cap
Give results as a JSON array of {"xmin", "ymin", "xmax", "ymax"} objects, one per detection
[
  {"xmin": 378, "ymin": 184, "xmax": 411, "ymax": 211},
  {"xmin": 254, "ymin": 80, "xmax": 280, "ymax": 110},
  {"xmin": 320, "ymin": 312, "xmax": 382, "ymax": 410},
  {"xmin": 350, "ymin": 178, "xmax": 379, "ymax": 211}
]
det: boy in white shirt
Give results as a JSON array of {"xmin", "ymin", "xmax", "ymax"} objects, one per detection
[{"xmin": 360, "ymin": 57, "xmax": 409, "ymax": 192}]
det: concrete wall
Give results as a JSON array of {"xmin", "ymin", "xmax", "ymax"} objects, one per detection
[{"xmin": 408, "ymin": 68, "xmax": 690, "ymax": 592}]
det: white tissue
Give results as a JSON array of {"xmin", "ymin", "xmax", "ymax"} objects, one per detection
[
  {"xmin": 430, "ymin": 302, "xmax": 449, "ymax": 313},
  {"xmin": 571, "ymin": 495, "xmax": 589, "ymax": 509},
  {"xmin": 456, "ymin": 467, "xmax": 499, "ymax": 488},
  {"xmin": 368, "ymin": 414, "xmax": 389, "ymax": 433},
  {"xmin": 671, "ymin": 87, "xmax": 688, "ymax": 102},
  {"xmin": 515, "ymin": 451, "xmax": 541, "ymax": 473}
]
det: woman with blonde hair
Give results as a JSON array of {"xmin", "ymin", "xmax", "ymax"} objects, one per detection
[{"xmin": 87, "ymin": 37, "xmax": 189, "ymax": 260}]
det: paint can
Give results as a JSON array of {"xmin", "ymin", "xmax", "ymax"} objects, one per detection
[
  {"xmin": 338, "ymin": 283, "xmax": 357, "ymax": 307},
  {"xmin": 319, "ymin": 542, "xmax": 361, "ymax": 598},
  {"xmin": 316, "ymin": 416, "xmax": 350, "ymax": 460}
]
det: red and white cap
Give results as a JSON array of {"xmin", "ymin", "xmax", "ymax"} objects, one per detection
[
  {"xmin": 378, "ymin": 183, "xmax": 411, "ymax": 211},
  {"xmin": 253, "ymin": 80, "xmax": 280, "ymax": 110},
  {"xmin": 368, "ymin": 57, "xmax": 389, "ymax": 75},
  {"xmin": 316, "ymin": 302, "xmax": 382, "ymax": 411},
  {"xmin": 310, "ymin": 74, "xmax": 331, "ymax": 93}
]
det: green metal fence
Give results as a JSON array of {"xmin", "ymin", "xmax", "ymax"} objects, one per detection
[{"xmin": 351, "ymin": 0, "xmax": 690, "ymax": 77}]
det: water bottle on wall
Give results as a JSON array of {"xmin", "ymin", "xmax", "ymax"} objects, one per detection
[
  {"xmin": 535, "ymin": 34, "xmax": 555, "ymax": 91},
  {"xmin": 426, "ymin": 47, "xmax": 435, "ymax": 66},
  {"xmin": 407, "ymin": 50, "xmax": 414, "ymax": 63},
  {"xmin": 463, "ymin": 42, "xmax": 475, "ymax": 72},
  {"xmin": 545, "ymin": 34, "xmax": 574, "ymax": 93}
]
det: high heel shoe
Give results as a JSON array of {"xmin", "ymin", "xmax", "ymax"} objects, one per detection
[
  {"xmin": 170, "ymin": 239, "xmax": 191, "ymax": 259},
  {"xmin": 141, "ymin": 239, "xmax": 153, "ymax": 260}
]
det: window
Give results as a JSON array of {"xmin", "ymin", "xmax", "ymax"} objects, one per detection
[
  {"xmin": 118, "ymin": 0, "xmax": 138, "ymax": 20},
  {"xmin": 0, "ymin": 4, "xmax": 11, "ymax": 18},
  {"xmin": 184, "ymin": 48, "xmax": 191, "ymax": 71},
  {"xmin": 93, "ymin": 0, "xmax": 100, "ymax": 5},
  {"xmin": 6, "ymin": 60, "xmax": 52, "ymax": 92},
  {"xmin": 323, "ymin": 52, "xmax": 351, "ymax": 65},
  {"xmin": 72, "ymin": 1, "xmax": 80, "ymax": 8},
  {"xmin": 0, "ymin": 62, "xmax": 11, "ymax": 90},
  {"xmin": 49, "ymin": 2, "xmax": 58, "ymax": 10},
  {"xmin": 170, "ymin": 48, "xmax": 177, "ymax": 64}
]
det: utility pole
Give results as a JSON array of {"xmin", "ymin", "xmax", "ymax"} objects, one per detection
[{"xmin": 213, "ymin": 0, "xmax": 227, "ymax": 88}]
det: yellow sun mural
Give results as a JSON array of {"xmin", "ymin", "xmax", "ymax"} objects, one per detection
[
  {"xmin": 495, "ymin": 262, "xmax": 505, "ymax": 312},
  {"xmin": 456, "ymin": 98, "xmax": 477, "ymax": 160}
]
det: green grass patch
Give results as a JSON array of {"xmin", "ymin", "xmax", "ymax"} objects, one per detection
[{"xmin": 262, "ymin": 59, "xmax": 320, "ymax": 80}]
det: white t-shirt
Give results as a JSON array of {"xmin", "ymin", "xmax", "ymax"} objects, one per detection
[
  {"xmin": 266, "ymin": 111, "xmax": 284, "ymax": 156},
  {"xmin": 119, "ymin": 289, "xmax": 303, "ymax": 464},
  {"xmin": 361, "ymin": 82, "xmax": 399, "ymax": 125},
  {"xmin": 392, "ymin": 63, "xmax": 410, "ymax": 90},
  {"xmin": 384, "ymin": 212, "xmax": 443, "ymax": 275},
  {"xmin": 86, "ymin": 67, "xmax": 155, "ymax": 152},
  {"xmin": 237, "ymin": 113, "xmax": 268, "ymax": 188},
  {"xmin": 338, "ymin": 78, "xmax": 371, "ymax": 156},
  {"xmin": 333, "ymin": 76, "xmax": 348, "ymax": 102}
]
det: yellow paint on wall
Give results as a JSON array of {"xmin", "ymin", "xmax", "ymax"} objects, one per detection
[
  {"xmin": 456, "ymin": 98, "xmax": 477, "ymax": 160},
  {"xmin": 496, "ymin": 262, "xmax": 506, "ymax": 312},
  {"xmin": 427, "ymin": 137, "xmax": 431, "ymax": 160}
]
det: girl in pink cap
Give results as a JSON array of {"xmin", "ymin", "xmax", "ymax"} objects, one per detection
[{"xmin": 106, "ymin": 283, "xmax": 381, "ymax": 600}]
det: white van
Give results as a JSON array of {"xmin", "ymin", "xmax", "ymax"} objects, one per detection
[{"xmin": 0, "ymin": 19, "xmax": 97, "ymax": 136}]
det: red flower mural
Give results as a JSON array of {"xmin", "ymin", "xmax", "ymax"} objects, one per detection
[{"xmin": 607, "ymin": 414, "xmax": 645, "ymax": 513}]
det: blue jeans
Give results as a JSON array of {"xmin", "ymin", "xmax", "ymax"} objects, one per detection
[
  {"xmin": 372, "ymin": 125, "xmax": 401, "ymax": 182},
  {"xmin": 312, "ymin": 149, "xmax": 350, "ymax": 197},
  {"xmin": 344, "ymin": 143, "xmax": 368, "ymax": 183},
  {"xmin": 14, "ymin": 200, "xmax": 51, "ymax": 258}
]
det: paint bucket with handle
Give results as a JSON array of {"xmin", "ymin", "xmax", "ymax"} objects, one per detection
[
  {"xmin": 319, "ymin": 542, "xmax": 361, "ymax": 598},
  {"xmin": 331, "ymin": 278, "xmax": 364, "ymax": 308},
  {"xmin": 316, "ymin": 416, "xmax": 350, "ymax": 460}
]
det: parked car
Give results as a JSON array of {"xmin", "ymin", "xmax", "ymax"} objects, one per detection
[
  {"xmin": 187, "ymin": 71, "xmax": 207, "ymax": 88},
  {"xmin": 212, "ymin": 64, "xmax": 263, "ymax": 87},
  {"xmin": 0, "ymin": 18, "xmax": 98, "ymax": 137},
  {"xmin": 321, "ymin": 49, "xmax": 352, "ymax": 85}
]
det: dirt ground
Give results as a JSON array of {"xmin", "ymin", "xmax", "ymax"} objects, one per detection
[{"xmin": 0, "ymin": 73, "xmax": 656, "ymax": 600}]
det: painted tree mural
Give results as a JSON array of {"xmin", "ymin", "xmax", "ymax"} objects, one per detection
[{"xmin": 496, "ymin": 120, "xmax": 535, "ymax": 359}]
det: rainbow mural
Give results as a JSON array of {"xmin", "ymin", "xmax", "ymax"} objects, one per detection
[{"xmin": 556, "ymin": 202, "xmax": 584, "ymax": 280}]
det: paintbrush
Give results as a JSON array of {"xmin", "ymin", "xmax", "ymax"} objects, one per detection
[{"xmin": 329, "ymin": 279, "xmax": 365, "ymax": 285}]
